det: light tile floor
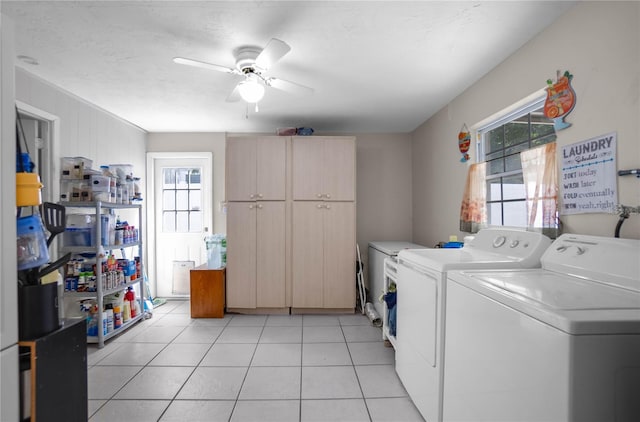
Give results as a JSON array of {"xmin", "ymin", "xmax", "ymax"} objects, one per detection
[{"xmin": 86, "ymin": 300, "xmax": 425, "ymax": 422}]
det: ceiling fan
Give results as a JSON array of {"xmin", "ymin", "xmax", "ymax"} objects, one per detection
[{"xmin": 173, "ymin": 38, "xmax": 313, "ymax": 107}]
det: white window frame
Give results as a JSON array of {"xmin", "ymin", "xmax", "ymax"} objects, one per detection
[{"xmin": 476, "ymin": 96, "xmax": 556, "ymax": 228}]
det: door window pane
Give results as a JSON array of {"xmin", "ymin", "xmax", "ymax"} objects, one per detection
[
  {"xmin": 163, "ymin": 212, "xmax": 175, "ymax": 232},
  {"xmin": 176, "ymin": 190, "xmax": 189, "ymax": 211},
  {"xmin": 161, "ymin": 167, "xmax": 204, "ymax": 233},
  {"xmin": 189, "ymin": 211, "xmax": 203, "ymax": 232},
  {"xmin": 190, "ymin": 190, "xmax": 202, "ymax": 210},
  {"xmin": 176, "ymin": 211, "xmax": 189, "ymax": 232},
  {"xmin": 163, "ymin": 190, "xmax": 176, "ymax": 210}
]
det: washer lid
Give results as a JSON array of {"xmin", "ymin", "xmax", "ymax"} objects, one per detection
[
  {"xmin": 398, "ymin": 248, "xmax": 528, "ymax": 272},
  {"xmin": 448, "ymin": 269, "xmax": 640, "ymax": 335},
  {"xmin": 368, "ymin": 241, "xmax": 427, "ymax": 256}
]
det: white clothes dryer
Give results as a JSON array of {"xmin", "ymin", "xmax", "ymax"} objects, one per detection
[
  {"xmin": 395, "ymin": 228, "xmax": 551, "ymax": 422},
  {"xmin": 443, "ymin": 234, "xmax": 640, "ymax": 422}
]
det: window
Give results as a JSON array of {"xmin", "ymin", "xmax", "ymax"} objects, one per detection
[
  {"xmin": 161, "ymin": 167, "xmax": 203, "ymax": 232},
  {"xmin": 477, "ymin": 98, "xmax": 557, "ymax": 228}
]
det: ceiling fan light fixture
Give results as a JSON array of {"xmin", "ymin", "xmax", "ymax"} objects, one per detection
[{"xmin": 238, "ymin": 79, "xmax": 265, "ymax": 103}]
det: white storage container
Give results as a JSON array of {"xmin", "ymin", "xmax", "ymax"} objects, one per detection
[
  {"xmin": 61, "ymin": 157, "xmax": 93, "ymax": 179},
  {"xmin": 64, "ymin": 214, "xmax": 96, "ymax": 247},
  {"xmin": 90, "ymin": 175, "xmax": 111, "ymax": 193}
]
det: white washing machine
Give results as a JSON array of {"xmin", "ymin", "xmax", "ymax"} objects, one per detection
[
  {"xmin": 443, "ymin": 234, "xmax": 640, "ymax": 422},
  {"xmin": 395, "ymin": 228, "xmax": 551, "ymax": 422}
]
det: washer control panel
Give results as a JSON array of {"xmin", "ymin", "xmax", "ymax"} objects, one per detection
[
  {"xmin": 465, "ymin": 229, "xmax": 551, "ymax": 256},
  {"xmin": 466, "ymin": 228, "xmax": 551, "ymax": 263},
  {"xmin": 541, "ymin": 234, "xmax": 640, "ymax": 291}
]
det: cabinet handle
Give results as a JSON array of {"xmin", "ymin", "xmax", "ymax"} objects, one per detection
[
  {"xmin": 325, "ymin": 193, "xmax": 331, "ymax": 199},
  {"xmin": 316, "ymin": 204, "xmax": 324, "ymax": 209},
  {"xmin": 325, "ymin": 204, "xmax": 331, "ymax": 210},
  {"xmin": 257, "ymin": 193, "xmax": 263, "ymax": 198},
  {"xmin": 249, "ymin": 194, "xmax": 256, "ymax": 199},
  {"xmin": 316, "ymin": 193, "xmax": 323, "ymax": 198},
  {"xmin": 249, "ymin": 204, "xmax": 255, "ymax": 209},
  {"xmin": 257, "ymin": 204, "xmax": 263, "ymax": 209}
]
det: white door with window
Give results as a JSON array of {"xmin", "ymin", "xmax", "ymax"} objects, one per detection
[{"xmin": 147, "ymin": 153, "xmax": 212, "ymax": 298}]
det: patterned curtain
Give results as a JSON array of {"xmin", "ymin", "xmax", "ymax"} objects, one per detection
[
  {"xmin": 459, "ymin": 162, "xmax": 487, "ymax": 233},
  {"xmin": 520, "ymin": 142, "xmax": 559, "ymax": 238}
]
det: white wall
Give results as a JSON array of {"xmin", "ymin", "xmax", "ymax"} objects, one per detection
[
  {"xmin": 355, "ymin": 133, "xmax": 413, "ymax": 247},
  {"xmin": 146, "ymin": 132, "xmax": 227, "ymax": 235},
  {"xmin": 354, "ymin": 133, "xmax": 414, "ymax": 285},
  {"xmin": 15, "ymin": 68, "xmax": 148, "ymax": 201},
  {"xmin": 411, "ymin": 1, "xmax": 640, "ymax": 246}
]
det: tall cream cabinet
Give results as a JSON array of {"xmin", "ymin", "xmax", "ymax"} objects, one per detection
[
  {"xmin": 291, "ymin": 136, "xmax": 356, "ymax": 311},
  {"xmin": 226, "ymin": 201, "xmax": 286, "ymax": 309},
  {"xmin": 292, "ymin": 137, "xmax": 355, "ymax": 201},
  {"xmin": 292, "ymin": 201, "xmax": 356, "ymax": 310},
  {"xmin": 226, "ymin": 136, "xmax": 286, "ymax": 201},
  {"xmin": 225, "ymin": 135, "xmax": 356, "ymax": 312},
  {"xmin": 226, "ymin": 136, "xmax": 287, "ymax": 311}
]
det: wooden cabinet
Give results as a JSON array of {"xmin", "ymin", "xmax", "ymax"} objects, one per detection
[
  {"xmin": 292, "ymin": 136, "xmax": 355, "ymax": 201},
  {"xmin": 190, "ymin": 266, "xmax": 225, "ymax": 318},
  {"xmin": 225, "ymin": 135, "xmax": 355, "ymax": 312},
  {"xmin": 292, "ymin": 201, "xmax": 356, "ymax": 310},
  {"xmin": 226, "ymin": 136, "xmax": 286, "ymax": 201},
  {"xmin": 226, "ymin": 201, "xmax": 286, "ymax": 309}
]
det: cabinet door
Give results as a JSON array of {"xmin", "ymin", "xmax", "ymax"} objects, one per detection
[
  {"xmin": 226, "ymin": 138, "xmax": 257, "ymax": 201},
  {"xmin": 292, "ymin": 138, "xmax": 324, "ymax": 200},
  {"xmin": 323, "ymin": 202, "xmax": 356, "ymax": 309},
  {"xmin": 292, "ymin": 202, "xmax": 324, "ymax": 307},
  {"xmin": 292, "ymin": 137, "xmax": 356, "ymax": 201},
  {"xmin": 256, "ymin": 202, "xmax": 286, "ymax": 307},
  {"xmin": 256, "ymin": 136, "xmax": 286, "ymax": 200},
  {"xmin": 323, "ymin": 137, "xmax": 356, "ymax": 201},
  {"xmin": 226, "ymin": 202, "xmax": 257, "ymax": 308}
]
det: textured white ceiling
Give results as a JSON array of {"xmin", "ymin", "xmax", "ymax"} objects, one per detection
[{"xmin": 2, "ymin": 1, "xmax": 574, "ymax": 134}]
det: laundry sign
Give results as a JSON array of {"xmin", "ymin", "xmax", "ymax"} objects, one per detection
[{"xmin": 560, "ymin": 132, "xmax": 617, "ymax": 215}]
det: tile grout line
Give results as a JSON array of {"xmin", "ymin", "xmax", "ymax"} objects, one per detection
[
  {"xmin": 90, "ymin": 309, "xmax": 417, "ymax": 421},
  {"xmin": 341, "ymin": 320, "xmax": 374, "ymax": 422},
  {"xmin": 227, "ymin": 316, "xmax": 267, "ymax": 421},
  {"xmin": 155, "ymin": 317, "xmax": 227, "ymax": 422}
]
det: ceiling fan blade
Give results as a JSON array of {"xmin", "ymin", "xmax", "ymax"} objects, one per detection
[
  {"xmin": 255, "ymin": 38, "xmax": 291, "ymax": 70},
  {"xmin": 267, "ymin": 77, "xmax": 314, "ymax": 96},
  {"xmin": 225, "ymin": 84, "xmax": 242, "ymax": 102},
  {"xmin": 173, "ymin": 57, "xmax": 239, "ymax": 75}
]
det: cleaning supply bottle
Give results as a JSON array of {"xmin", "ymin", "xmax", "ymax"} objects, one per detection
[
  {"xmin": 113, "ymin": 305, "xmax": 122, "ymax": 329},
  {"xmin": 204, "ymin": 228, "xmax": 221, "ymax": 269},
  {"xmin": 125, "ymin": 286, "xmax": 136, "ymax": 318},
  {"xmin": 220, "ymin": 235, "xmax": 227, "ymax": 266}
]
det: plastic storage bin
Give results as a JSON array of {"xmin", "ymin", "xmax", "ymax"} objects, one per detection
[
  {"xmin": 64, "ymin": 214, "xmax": 96, "ymax": 247},
  {"xmin": 61, "ymin": 157, "xmax": 93, "ymax": 179}
]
